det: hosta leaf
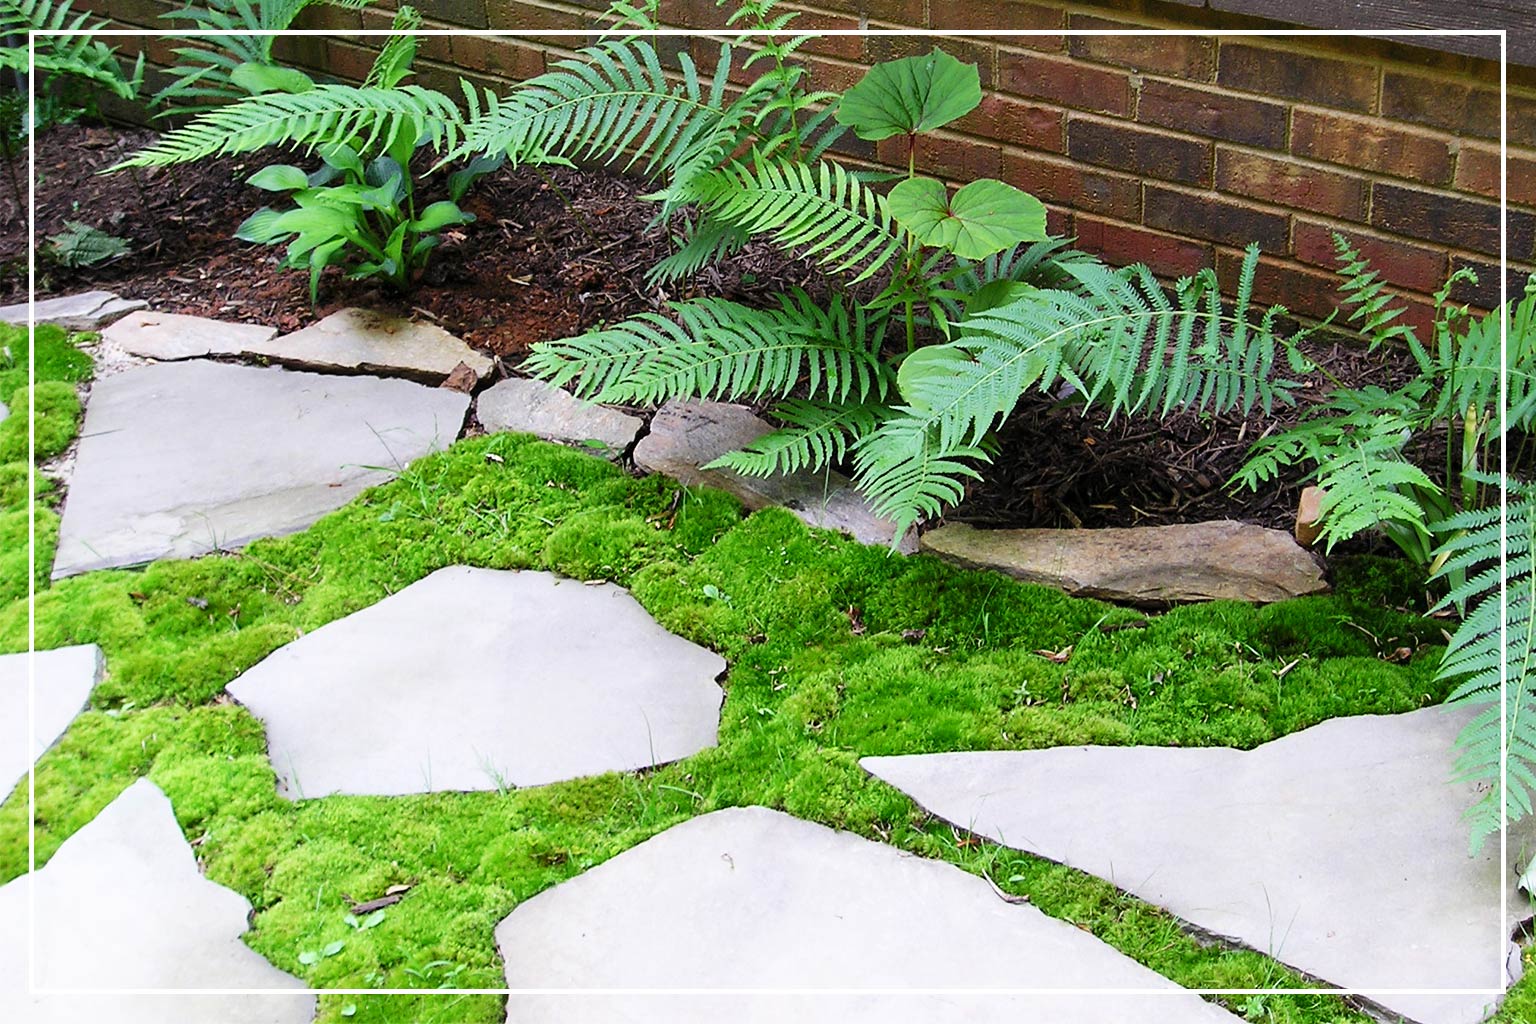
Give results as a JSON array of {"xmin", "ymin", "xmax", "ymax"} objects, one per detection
[
  {"xmin": 246, "ymin": 164, "xmax": 308, "ymax": 192},
  {"xmin": 834, "ymin": 47, "xmax": 981, "ymax": 141},
  {"xmin": 887, "ymin": 177, "xmax": 1048, "ymax": 260},
  {"xmin": 411, "ymin": 200, "xmax": 473, "ymax": 233}
]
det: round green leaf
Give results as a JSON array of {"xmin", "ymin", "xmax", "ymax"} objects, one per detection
[
  {"xmin": 229, "ymin": 62, "xmax": 315, "ymax": 96},
  {"xmin": 245, "ymin": 164, "xmax": 309, "ymax": 193},
  {"xmin": 411, "ymin": 201, "xmax": 473, "ymax": 234},
  {"xmin": 835, "ymin": 48, "xmax": 982, "ymax": 141},
  {"xmin": 887, "ymin": 177, "xmax": 1049, "ymax": 260}
]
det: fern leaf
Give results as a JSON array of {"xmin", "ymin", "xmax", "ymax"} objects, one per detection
[{"xmin": 705, "ymin": 398, "xmax": 887, "ymax": 478}]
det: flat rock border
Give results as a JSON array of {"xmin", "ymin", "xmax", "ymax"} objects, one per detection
[
  {"xmin": 477, "ymin": 376, "xmax": 642, "ymax": 459},
  {"xmin": 0, "ymin": 291, "xmax": 146, "ymax": 331},
  {"xmin": 920, "ymin": 520, "xmax": 1329, "ymax": 604},
  {"xmin": 0, "ymin": 644, "xmax": 103, "ymax": 804}
]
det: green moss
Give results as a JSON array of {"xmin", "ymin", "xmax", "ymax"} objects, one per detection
[
  {"xmin": 0, "ymin": 432, "xmax": 1464, "ymax": 1024},
  {"xmin": 0, "ymin": 381, "xmax": 81, "ymax": 462},
  {"xmin": 0, "ymin": 321, "xmax": 94, "ymax": 404}
]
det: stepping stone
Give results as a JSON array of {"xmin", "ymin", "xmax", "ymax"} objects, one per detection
[
  {"xmin": 52, "ymin": 360, "xmax": 467, "ymax": 578},
  {"xmin": 862, "ymin": 707, "xmax": 1531, "ymax": 1024},
  {"xmin": 477, "ymin": 377, "xmax": 642, "ymax": 459},
  {"xmin": 248, "ymin": 308, "xmax": 494, "ymax": 384},
  {"xmin": 0, "ymin": 645, "xmax": 102, "ymax": 804},
  {"xmin": 920, "ymin": 520, "xmax": 1328, "ymax": 604},
  {"xmin": 102, "ymin": 309, "xmax": 277, "ymax": 360},
  {"xmin": 0, "ymin": 778, "xmax": 314, "ymax": 1023},
  {"xmin": 635, "ymin": 399, "xmax": 916, "ymax": 552},
  {"xmin": 0, "ymin": 290, "xmax": 145, "ymax": 331},
  {"xmin": 228, "ymin": 566, "xmax": 725, "ymax": 798},
  {"xmin": 496, "ymin": 806, "xmax": 1242, "ymax": 1023}
]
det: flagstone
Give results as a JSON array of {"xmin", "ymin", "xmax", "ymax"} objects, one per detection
[
  {"xmin": 52, "ymin": 360, "xmax": 467, "ymax": 577},
  {"xmin": 0, "ymin": 291, "xmax": 145, "ymax": 331},
  {"xmin": 0, "ymin": 779, "xmax": 314, "ymax": 1023},
  {"xmin": 497, "ymin": 806, "xmax": 1243, "ymax": 1023},
  {"xmin": 476, "ymin": 376, "xmax": 642, "ymax": 459},
  {"xmin": 102, "ymin": 309, "xmax": 278, "ymax": 360},
  {"xmin": 862, "ymin": 707, "xmax": 1530, "ymax": 1024},
  {"xmin": 0, "ymin": 645, "xmax": 102, "ymax": 804},
  {"xmin": 247, "ymin": 308, "xmax": 493, "ymax": 384},
  {"xmin": 228, "ymin": 566, "xmax": 725, "ymax": 798}
]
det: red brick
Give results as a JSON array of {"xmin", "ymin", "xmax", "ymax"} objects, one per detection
[
  {"xmin": 485, "ymin": 0, "xmax": 587, "ymax": 47},
  {"xmin": 1370, "ymin": 182, "xmax": 1535, "ymax": 258},
  {"xmin": 407, "ymin": 0, "xmax": 488, "ymax": 29},
  {"xmin": 325, "ymin": 40, "xmax": 382, "ymax": 84},
  {"xmin": 998, "ymin": 51, "xmax": 1131, "ymax": 117},
  {"xmin": 1067, "ymin": 116, "xmax": 1210, "ymax": 187},
  {"xmin": 1073, "ymin": 214, "xmax": 1213, "ymax": 278},
  {"xmin": 864, "ymin": 36, "xmax": 996, "ymax": 89},
  {"xmin": 1216, "ymin": 149, "xmax": 1367, "ymax": 220},
  {"xmin": 878, "ymin": 133, "xmax": 1002, "ymax": 182},
  {"xmin": 956, "ymin": 95, "xmax": 1064, "ymax": 153},
  {"xmin": 801, "ymin": 0, "xmax": 924, "ymax": 23},
  {"xmin": 1215, "ymin": 250, "xmax": 1341, "ymax": 321},
  {"xmin": 1002, "ymin": 151, "xmax": 1141, "ymax": 220},
  {"xmin": 934, "ymin": 1, "xmax": 1063, "ymax": 53},
  {"xmin": 784, "ymin": 9, "xmax": 863, "ymax": 62},
  {"xmin": 450, "ymin": 34, "xmax": 546, "ymax": 81},
  {"xmin": 1143, "ymin": 183, "xmax": 1290, "ymax": 253},
  {"xmin": 1217, "ymin": 41, "xmax": 1377, "ymax": 114},
  {"xmin": 802, "ymin": 56, "xmax": 866, "ymax": 96},
  {"xmin": 1067, "ymin": 14, "xmax": 1215, "ymax": 81},
  {"xmin": 1448, "ymin": 255, "xmax": 1536, "ymax": 313},
  {"xmin": 1454, "ymin": 144, "xmax": 1536, "ymax": 208},
  {"xmin": 293, "ymin": 4, "xmax": 362, "ymax": 31},
  {"xmin": 655, "ymin": 0, "xmax": 731, "ymax": 30},
  {"xmin": 1381, "ymin": 70, "xmax": 1500, "ymax": 141},
  {"xmin": 1045, "ymin": 204, "xmax": 1073, "ymax": 238},
  {"xmin": 1291, "ymin": 109, "xmax": 1454, "ymax": 185},
  {"xmin": 1291, "ymin": 219, "xmax": 1448, "ymax": 295},
  {"xmin": 1135, "ymin": 79, "xmax": 1287, "ymax": 150}
]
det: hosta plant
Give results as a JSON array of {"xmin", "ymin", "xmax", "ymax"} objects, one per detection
[
  {"xmin": 520, "ymin": 44, "xmax": 1313, "ymax": 536},
  {"xmin": 113, "ymin": 6, "xmax": 495, "ymax": 301}
]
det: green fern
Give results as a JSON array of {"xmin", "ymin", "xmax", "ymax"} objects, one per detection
[
  {"xmin": 524, "ymin": 289, "xmax": 885, "ymax": 407},
  {"xmin": 44, "ymin": 220, "xmax": 130, "ymax": 266},
  {"xmin": 109, "ymin": 83, "xmax": 467, "ymax": 169},
  {"xmin": 1431, "ymin": 475, "xmax": 1536, "ymax": 852},
  {"xmin": 704, "ymin": 398, "xmax": 889, "ymax": 478},
  {"xmin": 0, "ymin": 0, "xmax": 142, "ymax": 122}
]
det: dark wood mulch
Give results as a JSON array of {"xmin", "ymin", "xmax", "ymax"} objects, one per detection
[{"xmin": 2, "ymin": 121, "xmax": 1450, "ymax": 540}]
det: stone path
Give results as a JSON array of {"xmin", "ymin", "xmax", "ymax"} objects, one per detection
[
  {"xmin": 478, "ymin": 376, "xmax": 643, "ymax": 459},
  {"xmin": 497, "ymin": 806, "xmax": 1243, "ymax": 1023},
  {"xmin": 228, "ymin": 567, "xmax": 725, "ymax": 798},
  {"xmin": 52, "ymin": 360, "xmax": 468, "ymax": 577},
  {"xmin": 103, "ymin": 309, "xmax": 278, "ymax": 360},
  {"xmin": 920, "ymin": 520, "xmax": 1329, "ymax": 604},
  {"xmin": 0, "ymin": 779, "xmax": 314, "ymax": 1023},
  {"xmin": 0, "ymin": 645, "xmax": 101, "ymax": 804},
  {"xmin": 863, "ymin": 707, "xmax": 1529, "ymax": 1024}
]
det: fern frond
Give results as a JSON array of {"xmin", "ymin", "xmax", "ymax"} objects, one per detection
[
  {"xmin": 674, "ymin": 157, "xmax": 903, "ymax": 282},
  {"xmin": 1432, "ymin": 474, "xmax": 1536, "ymax": 852},
  {"xmin": 1330, "ymin": 232, "xmax": 1429, "ymax": 367},
  {"xmin": 522, "ymin": 289, "xmax": 886, "ymax": 406},
  {"xmin": 110, "ymin": 84, "xmax": 465, "ymax": 169},
  {"xmin": 646, "ymin": 214, "xmax": 750, "ymax": 286},
  {"xmin": 705, "ymin": 398, "xmax": 887, "ymax": 478},
  {"xmin": 0, "ymin": 0, "xmax": 138, "ymax": 100}
]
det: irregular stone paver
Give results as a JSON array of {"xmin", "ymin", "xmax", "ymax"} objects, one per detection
[
  {"xmin": 0, "ymin": 779, "xmax": 314, "ymax": 1023},
  {"xmin": 863, "ymin": 707, "xmax": 1530, "ymax": 1024},
  {"xmin": 53, "ymin": 360, "xmax": 467, "ymax": 578},
  {"xmin": 0, "ymin": 645, "xmax": 102, "ymax": 804},
  {"xmin": 920, "ymin": 520, "xmax": 1328, "ymax": 604},
  {"xmin": 477, "ymin": 377, "xmax": 642, "ymax": 459},
  {"xmin": 0, "ymin": 398, "xmax": 6, "ymax": 424},
  {"xmin": 0, "ymin": 290, "xmax": 145, "ymax": 330},
  {"xmin": 229, "ymin": 566, "xmax": 724, "ymax": 798},
  {"xmin": 248, "ymin": 308, "xmax": 494, "ymax": 384},
  {"xmin": 103, "ymin": 309, "xmax": 277, "ymax": 360},
  {"xmin": 635, "ymin": 399, "xmax": 916, "ymax": 552},
  {"xmin": 497, "ymin": 806, "xmax": 1242, "ymax": 1023}
]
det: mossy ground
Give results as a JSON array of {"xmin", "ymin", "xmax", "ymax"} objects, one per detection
[{"xmin": 0, "ymin": 329, "xmax": 1523, "ymax": 1024}]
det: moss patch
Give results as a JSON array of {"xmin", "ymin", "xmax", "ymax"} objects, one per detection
[{"xmin": 0, "ymin": 422, "xmax": 1482, "ymax": 1024}]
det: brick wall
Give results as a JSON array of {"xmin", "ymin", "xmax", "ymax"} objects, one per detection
[{"xmin": 88, "ymin": 0, "xmax": 1536, "ymax": 323}]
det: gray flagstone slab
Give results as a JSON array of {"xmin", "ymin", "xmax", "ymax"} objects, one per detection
[
  {"xmin": 476, "ymin": 376, "xmax": 642, "ymax": 459},
  {"xmin": 0, "ymin": 645, "xmax": 102, "ymax": 805},
  {"xmin": 228, "ymin": 566, "xmax": 725, "ymax": 798},
  {"xmin": 102, "ymin": 309, "xmax": 278, "ymax": 361},
  {"xmin": 0, "ymin": 291, "xmax": 145, "ymax": 331},
  {"xmin": 862, "ymin": 706, "xmax": 1532, "ymax": 1024},
  {"xmin": 497, "ymin": 806, "xmax": 1243, "ymax": 1023},
  {"xmin": 248, "ymin": 308, "xmax": 494, "ymax": 384},
  {"xmin": 0, "ymin": 778, "xmax": 314, "ymax": 1023},
  {"xmin": 52, "ymin": 360, "xmax": 467, "ymax": 578}
]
